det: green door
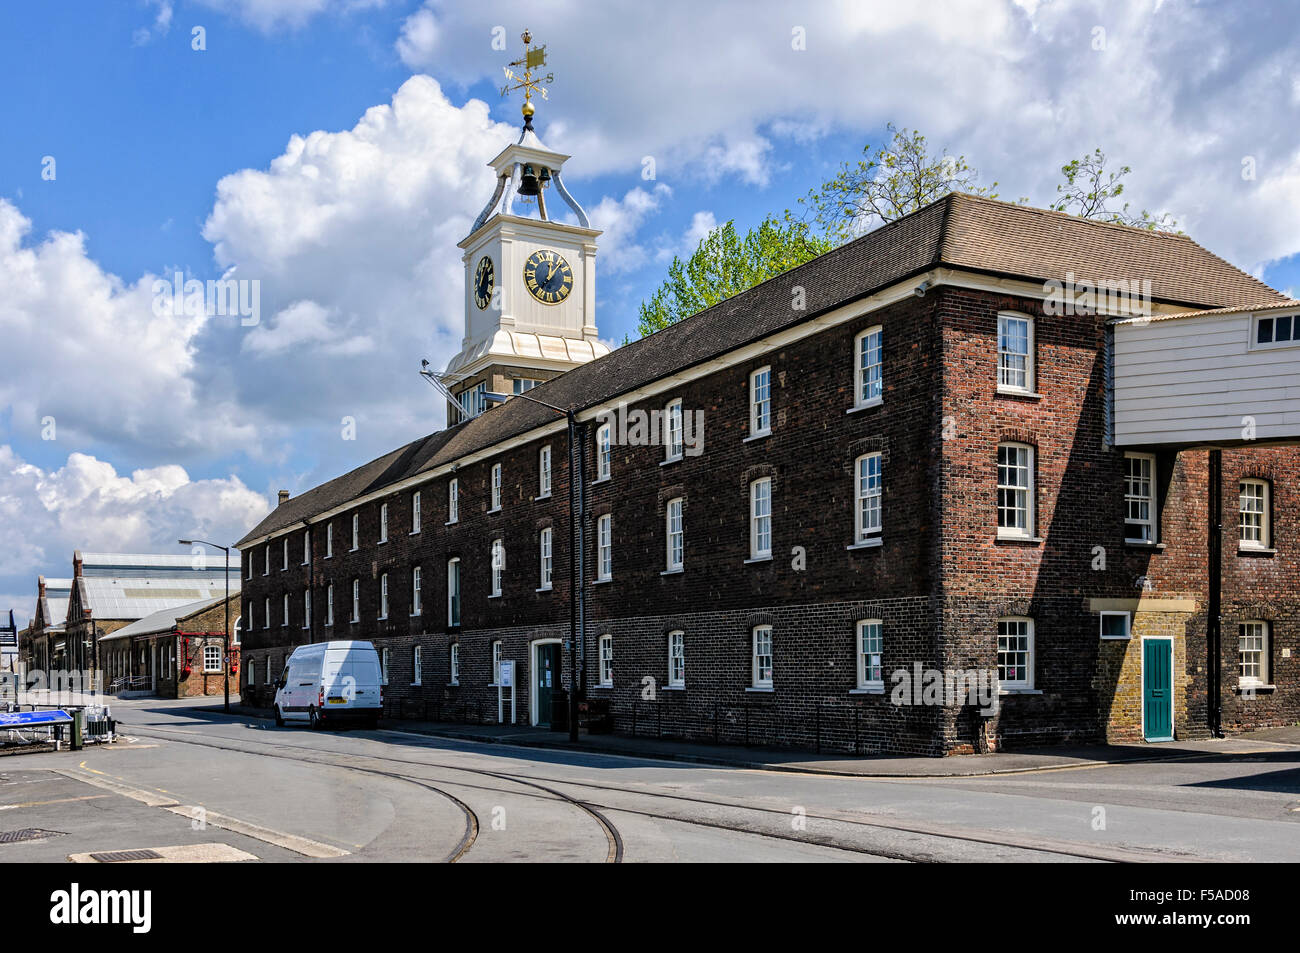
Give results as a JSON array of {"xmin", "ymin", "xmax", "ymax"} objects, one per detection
[
  {"xmin": 1143, "ymin": 638, "xmax": 1173, "ymax": 741},
  {"xmin": 536, "ymin": 644, "xmax": 559, "ymax": 727}
]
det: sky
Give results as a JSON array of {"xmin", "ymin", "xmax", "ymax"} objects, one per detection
[{"xmin": 2, "ymin": 0, "xmax": 1300, "ymax": 627}]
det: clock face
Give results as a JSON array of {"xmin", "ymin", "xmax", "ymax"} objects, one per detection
[
  {"xmin": 473, "ymin": 256, "xmax": 495, "ymax": 310},
  {"xmin": 522, "ymin": 249, "xmax": 574, "ymax": 305}
]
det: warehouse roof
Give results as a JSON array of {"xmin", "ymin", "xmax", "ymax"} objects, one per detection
[
  {"xmin": 101, "ymin": 594, "xmax": 234, "ymax": 642},
  {"xmin": 237, "ymin": 192, "xmax": 1288, "ymax": 547}
]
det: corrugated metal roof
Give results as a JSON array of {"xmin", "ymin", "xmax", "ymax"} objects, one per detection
[
  {"xmin": 101, "ymin": 594, "xmax": 233, "ymax": 642},
  {"xmin": 81, "ymin": 576, "xmax": 240, "ymax": 621}
]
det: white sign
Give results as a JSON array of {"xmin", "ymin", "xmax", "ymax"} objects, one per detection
[{"xmin": 498, "ymin": 660, "xmax": 515, "ymax": 688}]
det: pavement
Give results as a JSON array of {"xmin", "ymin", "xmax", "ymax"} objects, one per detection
[{"xmin": 194, "ymin": 698, "xmax": 1300, "ymax": 778}]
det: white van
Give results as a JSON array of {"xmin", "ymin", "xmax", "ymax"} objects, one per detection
[{"xmin": 273, "ymin": 641, "xmax": 383, "ymax": 729}]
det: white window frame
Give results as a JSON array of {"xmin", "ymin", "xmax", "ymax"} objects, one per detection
[
  {"xmin": 539, "ymin": 528, "xmax": 553, "ymax": 590},
  {"xmin": 752, "ymin": 625, "xmax": 773, "ymax": 689},
  {"xmin": 447, "ymin": 558, "xmax": 461, "ymax": 626},
  {"xmin": 997, "ymin": 617, "xmax": 1035, "ymax": 691},
  {"xmin": 263, "ymin": 597, "xmax": 270, "ymax": 630},
  {"xmin": 490, "ymin": 539, "xmax": 504, "ymax": 597},
  {"xmin": 996, "ymin": 443, "xmax": 1035, "ymax": 539},
  {"xmin": 1124, "ymin": 452, "xmax": 1157, "ymax": 544},
  {"xmin": 598, "ymin": 634, "xmax": 613, "ymax": 687},
  {"xmin": 856, "ymin": 620, "xmax": 883, "ymax": 690},
  {"xmin": 665, "ymin": 497, "xmax": 684, "ymax": 572},
  {"xmin": 595, "ymin": 423, "xmax": 612, "ymax": 481},
  {"xmin": 326, "ymin": 523, "xmax": 333, "ymax": 558},
  {"xmin": 378, "ymin": 573, "xmax": 389, "ymax": 620},
  {"xmin": 281, "ymin": 592, "xmax": 289, "ymax": 627},
  {"xmin": 302, "ymin": 589, "xmax": 311, "ymax": 630},
  {"xmin": 203, "ymin": 644, "xmax": 222, "ymax": 674},
  {"xmin": 351, "ymin": 513, "xmax": 359, "ymax": 551},
  {"xmin": 997, "ymin": 312, "xmax": 1035, "ymax": 393},
  {"xmin": 1252, "ymin": 313, "xmax": 1300, "ymax": 349},
  {"xmin": 1239, "ymin": 479, "xmax": 1270, "ymax": 550},
  {"xmin": 448, "ymin": 478, "xmax": 459, "ymax": 524},
  {"xmin": 855, "ymin": 452, "xmax": 882, "ymax": 543},
  {"xmin": 413, "ymin": 645, "xmax": 423, "ymax": 686},
  {"xmin": 351, "ymin": 579, "xmax": 360, "ymax": 624},
  {"xmin": 492, "ymin": 640, "xmax": 503, "ymax": 685},
  {"xmin": 246, "ymin": 552, "xmax": 252, "ymax": 580},
  {"xmin": 282, "ymin": 537, "xmax": 289, "ymax": 571},
  {"xmin": 596, "ymin": 514, "xmax": 612, "ymax": 581},
  {"xmin": 1099, "ymin": 611, "xmax": 1131, "ymax": 640},
  {"xmin": 749, "ymin": 478, "xmax": 772, "ymax": 559},
  {"xmin": 490, "ymin": 463, "xmax": 502, "ymax": 511},
  {"xmin": 668, "ymin": 630, "xmax": 685, "ymax": 688},
  {"xmin": 381, "ymin": 647, "xmax": 390, "ymax": 686},
  {"xmin": 664, "ymin": 399, "xmax": 683, "ymax": 462},
  {"xmin": 326, "ymin": 584, "xmax": 334, "ymax": 627},
  {"xmin": 854, "ymin": 325, "xmax": 883, "ymax": 409},
  {"xmin": 749, "ymin": 366, "xmax": 771, "ymax": 437},
  {"xmin": 449, "ymin": 643, "xmax": 460, "ymax": 686},
  {"xmin": 263, "ymin": 546, "xmax": 269, "ymax": 576},
  {"xmin": 302, "ymin": 530, "xmax": 311, "ymax": 565},
  {"xmin": 1239, "ymin": 620, "xmax": 1269, "ymax": 687},
  {"xmin": 412, "ymin": 566, "xmax": 422, "ymax": 616},
  {"xmin": 266, "ymin": 656, "xmax": 272, "ymax": 684},
  {"xmin": 412, "ymin": 491, "xmax": 422, "ymax": 534},
  {"xmin": 379, "ymin": 502, "xmax": 389, "ymax": 543},
  {"xmin": 539, "ymin": 446, "xmax": 552, "ymax": 498}
]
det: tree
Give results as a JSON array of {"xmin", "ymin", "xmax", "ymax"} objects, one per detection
[
  {"xmin": 635, "ymin": 216, "xmax": 832, "ymax": 337},
  {"xmin": 794, "ymin": 123, "xmax": 1010, "ymax": 243},
  {"xmin": 1049, "ymin": 148, "xmax": 1177, "ymax": 231}
]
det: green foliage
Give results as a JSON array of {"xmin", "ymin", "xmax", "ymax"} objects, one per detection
[
  {"xmin": 635, "ymin": 216, "xmax": 832, "ymax": 337},
  {"xmin": 794, "ymin": 122, "xmax": 1012, "ymax": 243},
  {"xmin": 1049, "ymin": 148, "xmax": 1177, "ymax": 231}
]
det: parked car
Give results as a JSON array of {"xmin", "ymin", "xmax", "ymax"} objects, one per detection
[{"xmin": 274, "ymin": 641, "xmax": 382, "ymax": 729}]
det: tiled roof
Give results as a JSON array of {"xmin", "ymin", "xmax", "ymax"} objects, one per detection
[{"xmin": 236, "ymin": 193, "xmax": 1287, "ymax": 547}]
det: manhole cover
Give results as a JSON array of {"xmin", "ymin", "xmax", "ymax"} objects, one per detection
[
  {"xmin": 88, "ymin": 848, "xmax": 163, "ymax": 863},
  {"xmin": 0, "ymin": 828, "xmax": 65, "ymax": 844}
]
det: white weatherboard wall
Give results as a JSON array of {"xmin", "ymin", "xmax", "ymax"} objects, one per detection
[{"xmin": 1113, "ymin": 307, "xmax": 1300, "ymax": 446}]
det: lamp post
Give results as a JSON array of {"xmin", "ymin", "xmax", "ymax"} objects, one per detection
[{"xmin": 178, "ymin": 538, "xmax": 231, "ymax": 714}]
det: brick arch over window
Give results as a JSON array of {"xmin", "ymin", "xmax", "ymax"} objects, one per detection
[
  {"xmin": 991, "ymin": 599, "xmax": 1035, "ymax": 619},
  {"xmin": 660, "ymin": 620, "xmax": 689, "ymax": 638},
  {"xmin": 533, "ymin": 516, "xmax": 554, "ymax": 531},
  {"xmin": 745, "ymin": 612, "xmax": 776, "ymax": 631},
  {"xmin": 657, "ymin": 485, "xmax": 687, "ymax": 511},
  {"xmin": 997, "ymin": 429, "xmax": 1038, "ymax": 448},
  {"xmin": 588, "ymin": 500, "xmax": 613, "ymax": 519},
  {"xmin": 846, "ymin": 435, "xmax": 889, "ymax": 463},
  {"xmin": 740, "ymin": 465, "xmax": 779, "ymax": 499},
  {"xmin": 1236, "ymin": 603, "xmax": 1278, "ymax": 623},
  {"xmin": 1237, "ymin": 466, "xmax": 1279, "ymax": 483}
]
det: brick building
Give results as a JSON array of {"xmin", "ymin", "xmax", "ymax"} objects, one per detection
[
  {"xmin": 234, "ymin": 114, "xmax": 1300, "ymax": 755},
  {"xmin": 99, "ymin": 593, "xmax": 241, "ymax": 698}
]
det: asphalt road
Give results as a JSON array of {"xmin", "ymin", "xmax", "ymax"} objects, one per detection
[{"xmin": 4, "ymin": 699, "xmax": 1299, "ymax": 863}]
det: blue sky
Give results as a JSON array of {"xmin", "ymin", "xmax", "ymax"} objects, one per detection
[{"xmin": 3, "ymin": 0, "xmax": 1299, "ymax": 625}]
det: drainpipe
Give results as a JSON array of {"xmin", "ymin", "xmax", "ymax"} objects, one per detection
[{"xmin": 1207, "ymin": 449, "xmax": 1224, "ymax": 737}]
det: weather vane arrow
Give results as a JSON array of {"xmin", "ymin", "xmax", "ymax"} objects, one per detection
[{"xmin": 500, "ymin": 29, "xmax": 553, "ymax": 125}]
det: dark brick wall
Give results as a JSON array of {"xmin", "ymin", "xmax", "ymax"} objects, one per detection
[{"xmin": 238, "ymin": 284, "xmax": 1300, "ymax": 754}]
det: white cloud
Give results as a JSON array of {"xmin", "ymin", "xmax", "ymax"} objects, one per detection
[
  {"xmin": 191, "ymin": 0, "xmax": 387, "ymax": 32},
  {"xmin": 242, "ymin": 299, "xmax": 374, "ymax": 356},
  {"xmin": 588, "ymin": 184, "xmax": 673, "ymax": 274},
  {"xmin": 0, "ymin": 200, "xmax": 257, "ymax": 458},
  {"xmin": 0, "ymin": 445, "xmax": 270, "ymax": 619},
  {"xmin": 396, "ymin": 7, "xmax": 439, "ymax": 68},
  {"xmin": 132, "ymin": 0, "xmax": 174, "ymax": 46}
]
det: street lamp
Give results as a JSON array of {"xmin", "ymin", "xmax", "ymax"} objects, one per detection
[
  {"xmin": 178, "ymin": 538, "xmax": 231, "ymax": 714},
  {"xmin": 420, "ymin": 364, "xmax": 585, "ymax": 742}
]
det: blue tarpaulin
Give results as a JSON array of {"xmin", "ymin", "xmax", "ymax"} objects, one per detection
[{"xmin": 0, "ymin": 709, "xmax": 72, "ymax": 727}]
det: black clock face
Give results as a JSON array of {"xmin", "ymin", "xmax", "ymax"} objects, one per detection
[
  {"xmin": 473, "ymin": 256, "xmax": 495, "ymax": 310},
  {"xmin": 522, "ymin": 249, "xmax": 573, "ymax": 305}
]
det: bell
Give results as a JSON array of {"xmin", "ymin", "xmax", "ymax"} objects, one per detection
[
  {"xmin": 538, "ymin": 166, "xmax": 551, "ymax": 188},
  {"xmin": 518, "ymin": 163, "xmax": 541, "ymax": 196}
]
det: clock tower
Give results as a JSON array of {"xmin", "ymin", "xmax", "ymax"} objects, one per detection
[{"xmin": 441, "ymin": 32, "xmax": 607, "ymax": 423}]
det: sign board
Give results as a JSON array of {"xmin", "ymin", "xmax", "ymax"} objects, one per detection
[
  {"xmin": 0, "ymin": 709, "xmax": 72, "ymax": 728},
  {"xmin": 498, "ymin": 660, "xmax": 515, "ymax": 688}
]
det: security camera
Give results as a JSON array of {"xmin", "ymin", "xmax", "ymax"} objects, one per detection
[{"xmin": 914, "ymin": 281, "xmax": 930, "ymax": 298}]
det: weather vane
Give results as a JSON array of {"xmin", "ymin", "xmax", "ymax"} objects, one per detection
[{"xmin": 500, "ymin": 30, "xmax": 553, "ymax": 126}]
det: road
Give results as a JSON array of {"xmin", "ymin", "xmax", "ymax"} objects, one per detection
[{"xmin": 3, "ymin": 699, "xmax": 1299, "ymax": 863}]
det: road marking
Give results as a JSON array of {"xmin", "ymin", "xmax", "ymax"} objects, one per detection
[
  {"xmin": 164, "ymin": 806, "xmax": 349, "ymax": 858},
  {"xmin": 52, "ymin": 766, "xmax": 349, "ymax": 858},
  {"xmin": 0, "ymin": 795, "xmax": 109, "ymax": 811},
  {"xmin": 69, "ymin": 843, "xmax": 258, "ymax": 863}
]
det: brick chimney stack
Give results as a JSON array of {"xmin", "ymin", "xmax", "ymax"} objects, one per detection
[
  {"xmin": 37, "ymin": 575, "xmax": 46, "ymax": 598},
  {"xmin": 73, "ymin": 551, "xmax": 83, "ymax": 577},
  {"xmin": 278, "ymin": 489, "xmax": 291, "ymax": 505}
]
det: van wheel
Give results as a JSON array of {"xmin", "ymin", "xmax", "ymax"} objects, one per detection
[
  {"xmin": 309, "ymin": 707, "xmax": 321, "ymax": 730},
  {"xmin": 274, "ymin": 706, "xmax": 284, "ymax": 727}
]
